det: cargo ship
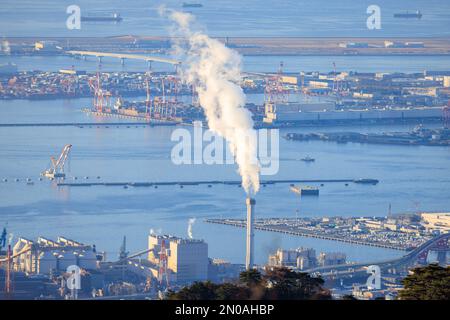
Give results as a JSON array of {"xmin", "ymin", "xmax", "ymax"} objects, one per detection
[
  {"xmin": 301, "ymin": 156, "xmax": 315, "ymax": 162},
  {"xmin": 393, "ymin": 10, "xmax": 422, "ymax": 19},
  {"xmin": 81, "ymin": 13, "xmax": 123, "ymax": 22},
  {"xmin": 182, "ymin": 3, "xmax": 203, "ymax": 8},
  {"xmin": 353, "ymin": 178, "xmax": 379, "ymax": 185}
]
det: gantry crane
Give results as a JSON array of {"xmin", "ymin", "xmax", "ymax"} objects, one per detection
[{"xmin": 41, "ymin": 144, "xmax": 72, "ymax": 179}]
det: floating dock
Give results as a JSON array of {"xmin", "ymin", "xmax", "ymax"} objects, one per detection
[
  {"xmin": 56, "ymin": 178, "xmax": 379, "ymax": 188},
  {"xmin": 290, "ymin": 185, "xmax": 320, "ymax": 196}
]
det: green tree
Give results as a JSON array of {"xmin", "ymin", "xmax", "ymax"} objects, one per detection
[
  {"xmin": 262, "ymin": 267, "xmax": 330, "ymax": 300},
  {"xmin": 166, "ymin": 267, "xmax": 330, "ymax": 300},
  {"xmin": 239, "ymin": 269, "xmax": 262, "ymax": 287},
  {"xmin": 215, "ymin": 283, "xmax": 249, "ymax": 300},
  {"xmin": 399, "ymin": 264, "xmax": 450, "ymax": 300},
  {"xmin": 167, "ymin": 281, "xmax": 218, "ymax": 300}
]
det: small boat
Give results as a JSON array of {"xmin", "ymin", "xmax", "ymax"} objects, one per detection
[
  {"xmin": 353, "ymin": 178, "xmax": 379, "ymax": 185},
  {"xmin": 301, "ymin": 156, "xmax": 315, "ymax": 162},
  {"xmin": 393, "ymin": 10, "xmax": 422, "ymax": 19}
]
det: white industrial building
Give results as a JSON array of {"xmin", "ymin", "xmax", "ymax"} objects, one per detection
[
  {"xmin": 12, "ymin": 236, "xmax": 98, "ymax": 275},
  {"xmin": 268, "ymin": 247, "xmax": 317, "ymax": 270},
  {"xmin": 147, "ymin": 234, "xmax": 208, "ymax": 284},
  {"xmin": 421, "ymin": 213, "xmax": 450, "ymax": 233}
]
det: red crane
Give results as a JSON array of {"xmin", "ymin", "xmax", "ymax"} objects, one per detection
[
  {"xmin": 158, "ymin": 239, "xmax": 169, "ymax": 288},
  {"xmin": 264, "ymin": 61, "xmax": 289, "ymax": 104},
  {"xmin": 145, "ymin": 76, "xmax": 152, "ymax": 121},
  {"xmin": 88, "ymin": 72, "xmax": 111, "ymax": 113}
]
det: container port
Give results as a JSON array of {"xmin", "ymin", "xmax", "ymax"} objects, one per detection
[{"xmin": 2, "ymin": 67, "xmax": 450, "ymax": 127}]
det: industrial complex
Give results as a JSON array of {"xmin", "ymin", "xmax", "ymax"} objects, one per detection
[{"xmin": 0, "ymin": 2, "xmax": 449, "ymax": 303}]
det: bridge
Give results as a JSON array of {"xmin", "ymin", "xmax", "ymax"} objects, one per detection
[
  {"xmin": 66, "ymin": 50, "xmax": 181, "ymax": 66},
  {"xmin": 306, "ymin": 232, "xmax": 450, "ymax": 279}
]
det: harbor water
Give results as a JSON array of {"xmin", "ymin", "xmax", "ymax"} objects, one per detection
[{"xmin": 0, "ymin": 97, "xmax": 449, "ymax": 264}]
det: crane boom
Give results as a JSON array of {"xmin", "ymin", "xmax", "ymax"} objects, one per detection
[{"xmin": 42, "ymin": 144, "xmax": 72, "ymax": 179}]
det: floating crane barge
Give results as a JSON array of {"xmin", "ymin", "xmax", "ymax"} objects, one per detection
[{"xmin": 41, "ymin": 144, "xmax": 72, "ymax": 179}]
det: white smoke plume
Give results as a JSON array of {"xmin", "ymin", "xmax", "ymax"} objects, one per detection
[
  {"xmin": 187, "ymin": 218, "xmax": 196, "ymax": 239},
  {"xmin": 149, "ymin": 228, "xmax": 162, "ymax": 235},
  {"xmin": 165, "ymin": 9, "xmax": 260, "ymax": 195}
]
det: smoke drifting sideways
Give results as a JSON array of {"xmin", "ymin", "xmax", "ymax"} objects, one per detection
[{"xmin": 163, "ymin": 9, "xmax": 260, "ymax": 195}]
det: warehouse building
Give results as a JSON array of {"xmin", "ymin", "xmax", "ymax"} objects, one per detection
[{"xmin": 12, "ymin": 236, "xmax": 98, "ymax": 275}]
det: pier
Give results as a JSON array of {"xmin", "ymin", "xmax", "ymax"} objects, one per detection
[{"xmin": 205, "ymin": 218, "xmax": 409, "ymax": 251}]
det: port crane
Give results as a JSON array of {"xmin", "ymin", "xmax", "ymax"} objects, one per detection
[
  {"xmin": 41, "ymin": 144, "xmax": 72, "ymax": 179},
  {"xmin": 88, "ymin": 73, "xmax": 111, "ymax": 113}
]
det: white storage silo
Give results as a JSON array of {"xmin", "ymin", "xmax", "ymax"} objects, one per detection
[
  {"xmin": 37, "ymin": 250, "xmax": 57, "ymax": 274},
  {"xmin": 57, "ymin": 251, "xmax": 77, "ymax": 271},
  {"xmin": 77, "ymin": 250, "xmax": 97, "ymax": 270}
]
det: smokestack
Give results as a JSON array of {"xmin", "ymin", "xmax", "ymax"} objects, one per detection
[{"xmin": 245, "ymin": 197, "xmax": 255, "ymax": 270}]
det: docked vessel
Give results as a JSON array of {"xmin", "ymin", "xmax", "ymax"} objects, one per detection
[
  {"xmin": 263, "ymin": 102, "xmax": 442, "ymax": 126},
  {"xmin": 393, "ymin": 10, "xmax": 422, "ymax": 19},
  {"xmin": 81, "ymin": 13, "xmax": 123, "ymax": 22}
]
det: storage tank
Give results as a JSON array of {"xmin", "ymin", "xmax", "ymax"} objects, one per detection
[
  {"xmin": 37, "ymin": 250, "xmax": 57, "ymax": 274},
  {"xmin": 57, "ymin": 251, "xmax": 77, "ymax": 271},
  {"xmin": 77, "ymin": 250, "xmax": 97, "ymax": 270}
]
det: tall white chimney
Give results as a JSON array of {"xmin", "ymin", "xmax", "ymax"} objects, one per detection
[{"xmin": 245, "ymin": 197, "xmax": 255, "ymax": 270}]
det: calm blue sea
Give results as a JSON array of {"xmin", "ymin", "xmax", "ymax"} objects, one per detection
[{"xmin": 0, "ymin": 0, "xmax": 449, "ymax": 37}]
